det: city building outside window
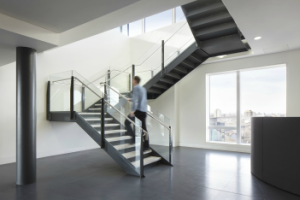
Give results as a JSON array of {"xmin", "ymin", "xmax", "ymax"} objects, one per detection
[{"xmin": 207, "ymin": 65, "xmax": 286, "ymax": 145}]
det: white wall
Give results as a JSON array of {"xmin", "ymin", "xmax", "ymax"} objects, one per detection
[
  {"xmin": 0, "ymin": 28, "xmax": 131, "ymax": 165},
  {"xmin": 150, "ymin": 49, "xmax": 300, "ymax": 153}
]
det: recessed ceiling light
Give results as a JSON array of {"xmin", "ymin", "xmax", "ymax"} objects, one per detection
[
  {"xmin": 254, "ymin": 36, "xmax": 262, "ymax": 40},
  {"xmin": 218, "ymin": 55, "xmax": 226, "ymax": 58}
]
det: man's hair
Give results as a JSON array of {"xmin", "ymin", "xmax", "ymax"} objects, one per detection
[{"xmin": 134, "ymin": 76, "xmax": 141, "ymax": 84}]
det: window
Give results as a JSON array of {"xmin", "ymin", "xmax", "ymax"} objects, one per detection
[
  {"xmin": 129, "ymin": 20, "xmax": 142, "ymax": 37},
  {"xmin": 145, "ymin": 10, "xmax": 172, "ymax": 33},
  {"xmin": 120, "ymin": 24, "xmax": 128, "ymax": 36},
  {"xmin": 209, "ymin": 73, "xmax": 237, "ymax": 143},
  {"xmin": 175, "ymin": 7, "xmax": 186, "ymax": 23},
  {"xmin": 207, "ymin": 65, "xmax": 286, "ymax": 145}
]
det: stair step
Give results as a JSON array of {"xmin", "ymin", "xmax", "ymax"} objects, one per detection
[
  {"xmin": 173, "ymin": 66, "xmax": 188, "ymax": 74},
  {"xmin": 194, "ymin": 22, "xmax": 237, "ymax": 40},
  {"xmin": 189, "ymin": 54, "xmax": 203, "ymax": 63},
  {"xmin": 106, "ymin": 136, "xmax": 132, "ymax": 142},
  {"xmin": 190, "ymin": 12, "xmax": 232, "ymax": 29},
  {"xmin": 159, "ymin": 78, "xmax": 174, "ymax": 85},
  {"xmin": 148, "ymin": 88, "xmax": 162, "ymax": 94},
  {"xmin": 114, "ymin": 143, "xmax": 139, "ymax": 151},
  {"xmin": 153, "ymin": 83, "xmax": 169, "ymax": 90},
  {"xmin": 182, "ymin": 60, "xmax": 195, "ymax": 69},
  {"xmin": 89, "ymin": 108, "xmax": 101, "ymax": 111},
  {"xmin": 84, "ymin": 118, "xmax": 112, "ymax": 121},
  {"xmin": 166, "ymin": 72, "xmax": 181, "ymax": 80},
  {"xmin": 94, "ymin": 104, "xmax": 102, "ymax": 106},
  {"xmin": 98, "ymin": 130, "xmax": 127, "ymax": 134},
  {"xmin": 91, "ymin": 124, "xmax": 120, "ymax": 128},
  {"xmin": 122, "ymin": 149, "xmax": 152, "ymax": 159},
  {"xmin": 131, "ymin": 156, "xmax": 162, "ymax": 167},
  {"xmin": 186, "ymin": 1, "xmax": 225, "ymax": 19},
  {"xmin": 79, "ymin": 112, "xmax": 105, "ymax": 115}
]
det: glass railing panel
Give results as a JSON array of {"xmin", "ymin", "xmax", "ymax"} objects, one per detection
[
  {"xmin": 147, "ymin": 106, "xmax": 171, "ymax": 163},
  {"xmin": 102, "ymin": 82, "xmax": 172, "ymax": 163},
  {"xmin": 49, "ymin": 70, "xmax": 73, "ymax": 83},
  {"xmin": 103, "ymin": 96, "xmax": 143, "ymax": 173},
  {"xmin": 49, "ymin": 80, "xmax": 71, "ymax": 112}
]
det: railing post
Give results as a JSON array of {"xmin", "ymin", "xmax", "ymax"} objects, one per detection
[
  {"xmin": 70, "ymin": 76, "xmax": 75, "ymax": 120},
  {"xmin": 47, "ymin": 81, "xmax": 51, "ymax": 120},
  {"xmin": 169, "ymin": 126, "xmax": 173, "ymax": 165},
  {"xmin": 107, "ymin": 70, "xmax": 110, "ymax": 101},
  {"xmin": 161, "ymin": 40, "xmax": 164, "ymax": 75},
  {"xmin": 129, "ymin": 74, "xmax": 131, "ymax": 91},
  {"xmin": 101, "ymin": 98, "xmax": 105, "ymax": 149},
  {"xmin": 140, "ymin": 128, "xmax": 144, "ymax": 178},
  {"xmin": 132, "ymin": 64, "xmax": 135, "ymax": 79},
  {"xmin": 151, "ymin": 71, "xmax": 154, "ymax": 78},
  {"xmin": 104, "ymin": 83, "xmax": 107, "ymax": 113},
  {"xmin": 81, "ymin": 86, "xmax": 85, "ymax": 111}
]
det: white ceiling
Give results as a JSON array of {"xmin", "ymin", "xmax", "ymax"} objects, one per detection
[
  {"xmin": 223, "ymin": 0, "xmax": 300, "ymax": 55},
  {"xmin": 0, "ymin": 0, "xmax": 140, "ymax": 33}
]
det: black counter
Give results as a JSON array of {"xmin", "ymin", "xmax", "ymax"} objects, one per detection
[{"xmin": 251, "ymin": 117, "xmax": 300, "ymax": 196}]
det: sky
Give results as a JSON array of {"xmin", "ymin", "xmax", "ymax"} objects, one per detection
[{"xmin": 209, "ymin": 65, "xmax": 286, "ymax": 115}]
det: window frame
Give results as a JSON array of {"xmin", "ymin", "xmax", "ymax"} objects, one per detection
[{"xmin": 206, "ymin": 64, "xmax": 287, "ymax": 146}]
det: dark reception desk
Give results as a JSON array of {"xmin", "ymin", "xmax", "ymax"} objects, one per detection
[{"xmin": 251, "ymin": 117, "xmax": 300, "ymax": 196}]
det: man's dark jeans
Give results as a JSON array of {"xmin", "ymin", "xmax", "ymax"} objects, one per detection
[{"xmin": 125, "ymin": 110, "xmax": 149, "ymax": 148}]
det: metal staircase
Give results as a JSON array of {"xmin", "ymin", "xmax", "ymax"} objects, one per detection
[
  {"xmin": 47, "ymin": 73, "xmax": 172, "ymax": 178},
  {"xmin": 144, "ymin": 0, "xmax": 249, "ymax": 99}
]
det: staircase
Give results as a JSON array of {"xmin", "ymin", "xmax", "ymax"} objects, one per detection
[
  {"xmin": 47, "ymin": 76, "xmax": 171, "ymax": 177},
  {"xmin": 145, "ymin": 0, "xmax": 249, "ymax": 99}
]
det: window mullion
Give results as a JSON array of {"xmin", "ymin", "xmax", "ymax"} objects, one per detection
[{"xmin": 236, "ymin": 71, "xmax": 241, "ymax": 144}]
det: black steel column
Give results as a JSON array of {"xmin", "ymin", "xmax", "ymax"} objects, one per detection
[
  {"xmin": 16, "ymin": 47, "xmax": 37, "ymax": 185},
  {"xmin": 161, "ymin": 40, "xmax": 164, "ymax": 75},
  {"xmin": 81, "ymin": 86, "xmax": 85, "ymax": 111},
  {"xmin": 46, "ymin": 81, "xmax": 51, "ymax": 120},
  {"xmin": 70, "ymin": 76, "xmax": 75, "ymax": 119},
  {"xmin": 101, "ymin": 98, "xmax": 105, "ymax": 148}
]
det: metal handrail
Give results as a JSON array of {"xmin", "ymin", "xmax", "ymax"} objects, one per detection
[
  {"xmin": 88, "ymin": 21, "xmax": 189, "ymax": 85},
  {"xmin": 100, "ymin": 82, "xmax": 171, "ymax": 131},
  {"xmin": 73, "ymin": 77, "xmax": 148, "ymax": 136}
]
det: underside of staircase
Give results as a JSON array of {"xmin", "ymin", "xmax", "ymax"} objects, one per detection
[{"xmin": 145, "ymin": 0, "xmax": 249, "ymax": 100}]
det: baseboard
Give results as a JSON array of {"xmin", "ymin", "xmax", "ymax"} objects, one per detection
[
  {"xmin": 178, "ymin": 143, "xmax": 251, "ymax": 153},
  {"xmin": 0, "ymin": 146, "xmax": 100, "ymax": 166}
]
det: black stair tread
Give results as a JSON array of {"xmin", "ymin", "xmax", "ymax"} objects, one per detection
[
  {"xmin": 166, "ymin": 72, "xmax": 181, "ymax": 80},
  {"xmin": 186, "ymin": 1, "xmax": 225, "ymax": 19},
  {"xmin": 153, "ymin": 83, "xmax": 169, "ymax": 90},
  {"xmin": 181, "ymin": 60, "xmax": 195, "ymax": 69},
  {"xmin": 159, "ymin": 78, "xmax": 174, "ymax": 85},
  {"xmin": 189, "ymin": 54, "xmax": 203, "ymax": 63},
  {"xmin": 173, "ymin": 66, "xmax": 188, "ymax": 74},
  {"xmin": 194, "ymin": 22, "xmax": 237, "ymax": 38},
  {"xmin": 190, "ymin": 12, "xmax": 232, "ymax": 29},
  {"xmin": 148, "ymin": 88, "xmax": 162, "ymax": 94}
]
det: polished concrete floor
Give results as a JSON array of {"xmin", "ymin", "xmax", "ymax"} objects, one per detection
[{"xmin": 0, "ymin": 147, "xmax": 300, "ymax": 200}]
